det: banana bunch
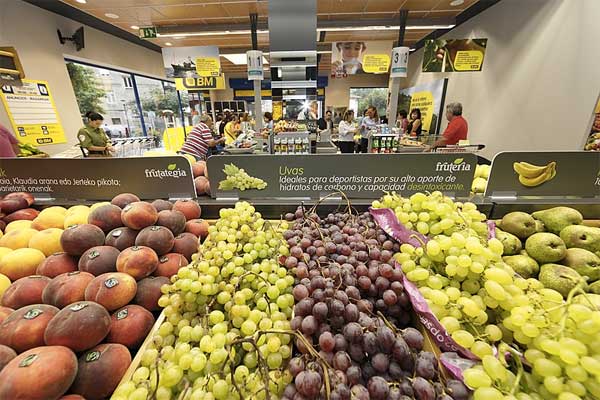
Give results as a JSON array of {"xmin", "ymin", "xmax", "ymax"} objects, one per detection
[{"xmin": 513, "ymin": 161, "xmax": 556, "ymax": 187}]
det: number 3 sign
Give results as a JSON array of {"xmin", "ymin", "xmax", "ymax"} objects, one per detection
[{"xmin": 390, "ymin": 47, "xmax": 410, "ymax": 78}]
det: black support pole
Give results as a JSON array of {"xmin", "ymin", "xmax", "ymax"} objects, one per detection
[
  {"xmin": 250, "ymin": 13, "xmax": 258, "ymax": 50},
  {"xmin": 397, "ymin": 9, "xmax": 408, "ymax": 47}
]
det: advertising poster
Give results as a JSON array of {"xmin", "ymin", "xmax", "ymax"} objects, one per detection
[
  {"xmin": 331, "ymin": 41, "xmax": 393, "ymax": 78},
  {"xmin": 583, "ymin": 96, "xmax": 600, "ymax": 151},
  {"xmin": 422, "ymin": 39, "xmax": 488, "ymax": 72},
  {"xmin": 162, "ymin": 46, "xmax": 221, "ymax": 78},
  {"xmin": 397, "ymin": 79, "xmax": 448, "ymax": 135},
  {"xmin": 0, "ymin": 79, "xmax": 66, "ymax": 146}
]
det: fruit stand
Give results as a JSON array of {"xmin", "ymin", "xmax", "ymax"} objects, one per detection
[{"xmin": 0, "ymin": 152, "xmax": 599, "ymax": 399}]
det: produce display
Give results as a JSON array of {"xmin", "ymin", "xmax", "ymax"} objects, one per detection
[
  {"xmin": 281, "ymin": 206, "xmax": 468, "ymax": 399},
  {"xmin": 374, "ymin": 192, "xmax": 600, "ymax": 399},
  {"xmin": 192, "ymin": 160, "xmax": 211, "ymax": 197},
  {"xmin": 113, "ymin": 202, "xmax": 294, "ymax": 399},
  {"xmin": 471, "ymin": 165, "xmax": 490, "ymax": 195},
  {"xmin": 0, "ymin": 192, "xmax": 208, "ymax": 399},
  {"xmin": 1, "ymin": 179, "xmax": 600, "ymax": 400}
]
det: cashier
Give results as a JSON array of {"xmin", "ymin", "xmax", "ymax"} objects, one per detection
[
  {"xmin": 432, "ymin": 102, "xmax": 468, "ymax": 148},
  {"xmin": 317, "ymin": 111, "xmax": 333, "ymax": 134},
  {"xmin": 78, "ymin": 112, "xmax": 114, "ymax": 157}
]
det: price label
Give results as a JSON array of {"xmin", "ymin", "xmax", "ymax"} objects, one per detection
[
  {"xmin": 247, "ymin": 50, "xmax": 264, "ymax": 81},
  {"xmin": 390, "ymin": 47, "xmax": 410, "ymax": 78}
]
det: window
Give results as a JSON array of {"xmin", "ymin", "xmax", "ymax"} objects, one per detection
[
  {"xmin": 123, "ymin": 76, "xmax": 133, "ymax": 88},
  {"xmin": 349, "ymin": 88, "xmax": 388, "ymax": 119},
  {"xmin": 105, "ymin": 91, "xmax": 116, "ymax": 104},
  {"xmin": 66, "ymin": 60, "xmax": 187, "ymax": 139}
]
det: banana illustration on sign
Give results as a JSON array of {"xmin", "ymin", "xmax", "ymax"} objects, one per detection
[{"xmin": 513, "ymin": 161, "xmax": 556, "ymax": 187}]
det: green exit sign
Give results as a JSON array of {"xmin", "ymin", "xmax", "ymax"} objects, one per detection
[{"xmin": 139, "ymin": 27, "xmax": 157, "ymax": 39}]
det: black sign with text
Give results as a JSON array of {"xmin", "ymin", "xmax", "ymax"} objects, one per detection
[
  {"xmin": 0, "ymin": 157, "xmax": 196, "ymax": 201},
  {"xmin": 206, "ymin": 153, "xmax": 477, "ymax": 199},
  {"xmin": 485, "ymin": 151, "xmax": 600, "ymax": 198}
]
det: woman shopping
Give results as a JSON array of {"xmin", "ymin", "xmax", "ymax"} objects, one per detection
[
  {"xmin": 406, "ymin": 108, "xmax": 422, "ymax": 137},
  {"xmin": 77, "ymin": 112, "xmax": 114, "ymax": 157},
  {"xmin": 224, "ymin": 114, "xmax": 241, "ymax": 145},
  {"xmin": 338, "ymin": 110, "xmax": 357, "ymax": 154},
  {"xmin": 358, "ymin": 106, "xmax": 379, "ymax": 153}
]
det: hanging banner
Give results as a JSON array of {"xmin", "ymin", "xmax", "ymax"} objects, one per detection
[
  {"xmin": 331, "ymin": 41, "xmax": 393, "ymax": 78},
  {"xmin": 584, "ymin": 95, "xmax": 600, "ymax": 151},
  {"xmin": 162, "ymin": 46, "xmax": 221, "ymax": 78},
  {"xmin": 175, "ymin": 76, "xmax": 226, "ymax": 91},
  {"xmin": 390, "ymin": 47, "xmax": 410, "ymax": 78},
  {"xmin": 246, "ymin": 50, "xmax": 264, "ymax": 80},
  {"xmin": 398, "ymin": 79, "xmax": 448, "ymax": 135},
  {"xmin": 0, "ymin": 80, "xmax": 66, "ymax": 146},
  {"xmin": 195, "ymin": 57, "xmax": 221, "ymax": 77},
  {"xmin": 422, "ymin": 39, "xmax": 488, "ymax": 73}
]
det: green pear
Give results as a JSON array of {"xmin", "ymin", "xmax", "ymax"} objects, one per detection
[
  {"xmin": 495, "ymin": 229, "xmax": 522, "ymax": 256},
  {"xmin": 503, "ymin": 254, "xmax": 539, "ymax": 278},
  {"xmin": 539, "ymin": 264, "xmax": 585, "ymax": 298},
  {"xmin": 562, "ymin": 247, "xmax": 600, "ymax": 282},
  {"xmin": 535, "ymin": 220, "xmax": 545, "ymax": 233},
  {"xmin": 560, "ymin": 225, "xmax": 600, "ymax": 253},
  {"xmin": 532, "ymin": 207, "xmax": 583, "ymax": 234},
  {"xmin": 525, "ymin": 232, "xmax": 567, "ymax": 263},
  {"xmin": 588, "ymin": 281, "xmax": 600, "ymax": 295},
  {"xmin": 500, "ymin": 212, "xmax": 537, "ymax": 239}
]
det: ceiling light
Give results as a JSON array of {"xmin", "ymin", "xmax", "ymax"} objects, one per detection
[
  {"xmin": 76, "ymin": 0, "xmax": 87, "ymax": 3},
  {"xmin": 165, "ymin": 42, "xmax": 172, "ymax": 46},
  {"xmin": 105, "ymin": 13, "xmax": 119, "ymax": 19},
  {"xmin": 174, "ymin": 36, "xmax": 185, "ymax": 40},
  {"xmin": 223, "ymin": 54, "xmax": 269, "ymax": 65},
  {"xmin": 157, "ymin": 29, "xmax": 268, "ymax": 38},
  {"xmin": 316, "ymin": 25, "xmax": 455, "ymax": 32},
  {"xmin": 131, "ymin": 25, "xmax": 139, "ymax": 30},
  {"xmin": 450, "ymin": 0, "xmax": 465, "ymax": 6}
]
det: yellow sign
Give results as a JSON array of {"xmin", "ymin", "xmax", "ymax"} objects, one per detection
[
  {"xmin": 272, "ymin": 102, "xmax": 283, "ymax": 121},
  {"xmin": 0, "ymin": 79, "xmax": 66, "ymax": 146},
  {"xmin": 175, "ymin": 76, "xmax": 226, "ymax": 91},
  {"xmin": 234, "ymin": 90, "xmax": 272, "ymax": 98},
  {"xmin": 409, "ymin": 90, "xmax": 435, "ymax": 133},
  {"xmin": 453, "ymin": 50, "xmax": 485, "ymax": 71},
  {"xmin": 195, "ymin": 57, "xmax": 221, "ymax": 77},
  {"xmin": 362, "ymin": 54, "xmax": 391, "ymax": 74}
]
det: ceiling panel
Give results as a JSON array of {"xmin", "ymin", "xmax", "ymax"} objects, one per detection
[{"xmin": 56, "ymin": 0, "xmax": 483, "ymax": 50}]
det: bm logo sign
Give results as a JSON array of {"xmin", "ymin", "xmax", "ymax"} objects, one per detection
[{"xmin": 175, "ymin": 76, "xmax": 225, "ymax": 90}]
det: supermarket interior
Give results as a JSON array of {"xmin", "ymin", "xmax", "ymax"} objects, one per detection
[{"xmin": 1, "ymin": 1, "xmax": 600, "ymax": 399}]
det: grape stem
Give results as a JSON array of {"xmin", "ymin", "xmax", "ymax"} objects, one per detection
[
  {"xmin": 556, "ymin": 280, "xmax": 587, "ymax": 339},
  {"xmin": 501, "ymin": 344, "xmax": 524, "ymax": 395},
  {"xmin": 176, "ymin": 379, "xmax": 190, "ymax": 400}
]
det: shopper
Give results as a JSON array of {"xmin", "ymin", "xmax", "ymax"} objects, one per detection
[
  {"xmin": 214, "ymin": 114, "xmax": 224, "ymax": 135},
  {"xmin": 78, "ymin": 112, "xmax": 114, "ymax": 157},
  {"xmin": 219, "ymin": 113, "xmax": 230, "ymax": 137},
  {"xmin": 359, "ymin": 106, "xmax": 379, "ymax": 153},
  {"xmin": 396, "ymin": 110, "xmax": 409, "ymax": 134},
  {"xmin": 180, "ymin": 115, "xmax": 225, "ymax": 161},
  {"xmin": 432, "ymin": 102, "xmax": 469, "ymax": 148},
  {"xmin": 263, "ymin": 112, "xmax": 274, "ymax": 130},
  {"xmin": 191, "ymin": 110, "xmax": 200, "ymax": 126},
  {"xmin": 224, "ymin": 114, "xmax": 240, "ymax": 145},
  {"xmin": 338, "ymin": 110, "xmax": 357, "ymax": 154},
  {"xmin": 407, "ymin": 108, "xmax": 422, "ymax": 137},
  {"xmin": 318, "ymin": 110, "xmax": 333, "ymax": 134},
  {"xmin": 0, "ymin": 122, "xmax": 19, "ymax": 158}
]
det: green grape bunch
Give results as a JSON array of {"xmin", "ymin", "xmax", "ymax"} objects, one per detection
[
  {"xmin": 218, "ymin": 163, "xmax": 267, "ymax": 191},
  {"xmin": 112, "ymin": 202, "xmax": 294, "ymax": 400}
]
